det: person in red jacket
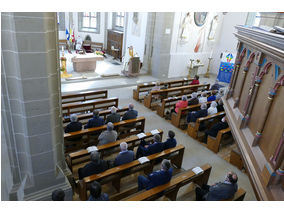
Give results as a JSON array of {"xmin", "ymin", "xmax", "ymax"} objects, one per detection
[
  {"xmin": 190, "ymin": 75, "xmax": 200, "ymax": 85},
  {"xmin": 174, "ymin": 95, "xmax": 188, "ymax": 113}
]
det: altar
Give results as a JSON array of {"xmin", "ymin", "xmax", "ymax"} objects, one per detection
[{"xmin": 71, "ymin": 53, "xmax": 104, "ymax": 72}]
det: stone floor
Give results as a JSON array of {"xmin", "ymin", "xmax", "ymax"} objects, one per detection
[{"xmin": 64, "ymin": 74, "xmax": 256, "ymax": 201}]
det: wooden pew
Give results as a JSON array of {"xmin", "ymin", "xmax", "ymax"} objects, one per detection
[
  {"xmin": 224, "ymin": 188, "xmax": 246, "ymax": 201},
  {"xmin": 144, "ymin": 84, "xmax": 210, "ymax": 109},
  {"xmin": 229, "ymin": 148, "xmax": 244, "ymax": 170},
  {"xmin": 64, "ymin": 117, "xmax": 145, "ymax": 153},
  {"xmin": 157, "ymin": 91, "xmax": 211, "ymax": 117},
  {"xmin": 207, "ymin": 128, "xmax": 231, "ymax": 153},
  {"xmin": 63, "ymin": 106, "xmax": 129, "ymax": 127},
  {"xmin": 62, "ymin": 89, "xmax": 108, "ymax": 104},
  {"xmin": 78, "ymin": 144, "xmax": 185, "ymax": 200},
  {"xmin": 171, "ymin": 101, "xmax": 212, "ymax": 128},
  {"xmin": 62, "ymin": 97, "xmax": 118, "ymax": 117},
  {"xmin": 66, "ymin": 129, "xmax": 163, "ymax": 173},
  {"xmin": 187, "ymin": 111, "xmax": 226, "ymax": 139},
  {"xmin": 124, "ymin": 164, "xmax": 212, "ymax": 201},
  {"xmin": 133, "ymin": 78, "xmax": 193, "ymax": 101}
]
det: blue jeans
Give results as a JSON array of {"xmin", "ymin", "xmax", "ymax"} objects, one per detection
[{"xmin": 138, "ymin": 175, "xmax": 150, "ymax": 191}]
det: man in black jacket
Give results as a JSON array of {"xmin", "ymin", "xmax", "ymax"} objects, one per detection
[
  {"xmin": 203, "ymin": 116, "xmax": 228, "ymax": 144},
  {"xmin": 187, "ymin": 103, "xmax": 208, "ymax": 123},
  {"xmin": 78, "ymin": 151, "xmax": 109, "ymax": 180},
  {"xmin": 195, "ymin": 171, "xmax": 238, "ymax": 201}
]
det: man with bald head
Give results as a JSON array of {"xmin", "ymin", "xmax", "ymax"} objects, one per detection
[
  {"xmin": 122, "ymin": 103, "xmax": 138, "ymax": 121},
  {"xmin": 98, "ymin": 122, "xmax": 118, "ymax": 146},
  {"xmin": 114, "ymin": 142, "xmax": 134, "ymax": 166},
  {"xmin": 195, "ymin": 171, "xmax": 238, "ymax": 201}
]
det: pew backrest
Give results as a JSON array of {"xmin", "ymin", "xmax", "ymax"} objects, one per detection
[{"xmin": 62, "ymin": 89, "xmax": 108, "ymax": 104}]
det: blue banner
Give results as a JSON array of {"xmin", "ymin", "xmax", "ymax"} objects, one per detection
[{"xmin": 217, "ymin": 62, "xmax": 234, "ymax": 83}]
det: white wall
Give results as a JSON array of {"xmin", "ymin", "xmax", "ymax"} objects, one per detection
[
  {"xmin": 168, "ymin": 12, "xmax": 224, "ymax": 78},
  {"xmin": 58, "ymin": 12, "xmax": 105, "ymax": 44},
  {"xmin": 124, "ymin": 12, "xmax": 148, "ymax": 61},
  {"xmin": 211, "ymin": 12, "xmax": 248, "ymax": 75}
]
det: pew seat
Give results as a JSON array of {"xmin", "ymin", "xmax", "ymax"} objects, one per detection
[
  {"xmin": 62, "ymin": 89, "xmax": 108, "ymax": 104},
  {"xmin": 207, "ymin": 127, "xmax": 231, "ymax": 153}
]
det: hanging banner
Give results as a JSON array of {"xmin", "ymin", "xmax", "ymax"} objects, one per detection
[{"xmin": 217, "ymin": 52, "xmax": 236, "ymax": 83}]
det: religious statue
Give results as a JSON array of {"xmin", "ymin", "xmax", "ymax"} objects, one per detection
[
  {"xmin": 180, "ymin": 12, "xmax": 191, "ymax": 42},
  {"xmin": 208, "ymin": 15, "xmax": 219, "ymax": 40}
]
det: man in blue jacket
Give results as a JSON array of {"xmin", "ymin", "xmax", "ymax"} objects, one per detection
[
  {"xmin": 163, "ymin": 130, "xmax": 177, "ymax": 150},
  {"xmin": 195, "ymin": 171, "xmax": 238, "ymax": 201},
  {"xmin": 114, "ymin": 142, "xmax": 134, "ymax": 166},
  {"xmin": 136, "ymin": 134, "xmax": 164, "ymax": 159},
  {"xmin": 84, "ymin": 110, "xmax": 104, "ymax": 129},
  {"xmin": 138, "ymin": 159, "xmax": 173, "ymax": 191}
]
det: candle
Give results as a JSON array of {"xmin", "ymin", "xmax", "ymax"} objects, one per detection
[
  {"xmin": 210, "ymin": 51, "xmax": 213, "ymax": 58},
  {"xmin": 62, "ymin": 46, "xmax": 64, "ymax": 52}
]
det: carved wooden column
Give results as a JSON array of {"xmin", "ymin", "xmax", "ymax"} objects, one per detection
[
  {"xmin": 240, "ymin": 61, "xmax": 272, "ymax": 128},
  {"xmin": 270, "ymin": 130, "xmax": 284, "ymax": 169},
  {"xmin": 234, "ymin": 52, "xmax": 255, "ymax": 108},
  {"xmin": 252, "ymin": 75, "xmax": 284, "ymax": 146},
  {"xmin": 227, "ymin": 47, "xmax": 247, "ymax": 99}
]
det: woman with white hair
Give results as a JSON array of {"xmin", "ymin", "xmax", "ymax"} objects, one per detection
[
  {"xmin": 64, "ymin": 114, "xmax": 82, "ymax": 133},
  {"xmin": 188, "ymin": 92, "xmax": 199, "ymax": 106},
  {"xmin": 106, "ymin": 106, "xmax": 120, "ymax": 124},
  {"xmin": 198, "ymin": 92, "xmax": 208, "ymax": 104},
  {"xmin": 173, "ymin": 95, "xmax": 188, "ymax": 114},
  {"xmin": 207, "ymin": 101, "xmax": 218, "ymax": 115}
]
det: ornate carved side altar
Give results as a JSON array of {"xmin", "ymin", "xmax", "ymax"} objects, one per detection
[{"xmin": 224, "ymin": 26, "xmax": 284, "ymax": 200}]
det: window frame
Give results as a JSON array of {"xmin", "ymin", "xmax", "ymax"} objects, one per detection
[
  {"xmin": 112, "ymin": 12, "xmax": 125, "ymax": 32},
  {"xmin": 78, "ymin": 12, "xmax": 100, "ymax": 34}
]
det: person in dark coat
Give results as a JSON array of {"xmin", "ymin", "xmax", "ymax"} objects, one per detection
[
  {"xmin": 64, "ymin": 114, "xmax": 82, "ymax": 133},
  {"xmin": 188, "ymin": 92, "xmax": 199, "ymax": 106},
  {"xmin": 138, "ymin": 159, "xmax": 173, "ymax": 191},
  {"xmin": 88, "ymin": 181, "xmax": 109, "ymax": 201},
  {"xmin": 187, "ymin": 103, "xmax": 208, "ymax": 123},
  {"xmin": 217, "ymin": 98, "xmax": 224, "ymax": 112},
  {"xmin": 136, "ymin": 134, "xmax": 163, "ymax": 159},
  {"xmin": 210, "ymin": 79, "xmax": 224, "ymax": 91},
  {"xmin": 105, "ymin": 106, "xmax": 121, "ymax": 124},
  {"xmin": 84, "ymin": 110, "xmax": 104, "ymax": 129},
  {"xmin": 195, "ymin": 171, "xmax": 238, "ymax": 201},
  {"xmin": 122, "ymin": 103, "xmax": 138, "ymax": 121},
  {"xmin": 51, "ymin": 189, "xmax": 65, "ymax": 201},
  {"xmin": 78, "ymin": 151, "xmax": 109, "ymax": 180},
  {"xmin": 163, "ymin": 130, "xmax": 177, "ymax": 150},
  {"xmin": 203, "ymin": 116, "xmax": 229, "ymax": 144},
  {"xmin": 114, "ymin": 142, "xmax": 134, "ymax": 166}
]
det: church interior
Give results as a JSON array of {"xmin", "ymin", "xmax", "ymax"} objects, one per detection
[{"xmin": 1, "ymin": 8, "xmax": 284, "ymax": 206}]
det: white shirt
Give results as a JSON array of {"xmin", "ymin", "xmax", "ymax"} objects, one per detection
[
  {"xmin": 207, "ymin": 107, "xmax": 217, "ymax": 115},
  {"xmin": 199, "ymin": 97, "xmax": 207, "ymax": 104}
]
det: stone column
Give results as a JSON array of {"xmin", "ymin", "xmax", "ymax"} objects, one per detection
[{"xmin": 1, "ymin": 12, "xmax": 72, "ymax": 201}]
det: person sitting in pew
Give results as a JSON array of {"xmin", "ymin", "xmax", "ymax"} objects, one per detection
[
  {"xmin": 78, "ymin": 151, "xmax": 109, "ymax": 180},
  {"xmin": 105, "ymin": 106, "xmax": 121, "ymax": 124},
  {"xmin": 195, "ymin": 171, "xmax": 238, "ymax": 201},
  {"xmin": 173, "ymin": 95, "xmax": 188, "ymax": 114},
  {"xmin": 190, "ymin": 75, "xmax": 200, "ymax": 85},
  {"xmin": 136, "ymin": 134, "xmax": 164, "ymax": 159},
  {"xmin": 122, "ymin": 103, "xmax": 138, "ymax": 121},
  {"xmin": 207, "ymin": 90, "xmax": 217, "ymax": 102},
  {"xmin": 51, "ymin": 189, "xmax": 65, "ymax": 201},
  {"xmin": 202, "ymin": 116, "xmax": 229, "ymax": 144},
  {"xmin": 138, "ymin": 159, "xmax": 173, "ymax": 191},
  {"xmin": 98, "ymin": 122, "xmax": 118, "ymax": 146},
  {"xmin": 65, "ymin": 114, "xmax": 82, "ymax": 133},
  {"xmin": 163, "ymin": 130, "xmax": 177, "ymax": 150},
  {"xmin": 207, "ymin": 101, "xmax": 218, "ymax": 116},
  {"xmin": 217, "ymin": 98, "xmax": 224, "ymax": 112},
  {"xmin": 188, "ymin": 92, "xmax": 199, "ymax": 106},
  {"xmin": 187, "ymin": 103, "xmax": 208, "ymax": 123},
  {"xmin": 210, "ymin": 79, "xmax": 224, "ymax": 91},
  {"xmin": 198, "ymin": 92, "xmax": 208, "ymax": 104},
  {"xmin": 84, "ymin": 110, "xmax": 104, "ymax": 129},
  {"xmin": 114, "ymin": 142, "xmax": 135, "ymax": 166},
  {"xmin": 88, "ymin": 181, "xmax": 109, "ymax": 201},
  {"xmin": 217, "ymin": 87, "xmax": 226, "ymax": 98}
]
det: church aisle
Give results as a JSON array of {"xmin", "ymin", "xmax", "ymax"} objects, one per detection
[{"xmin": 108, "ymin": 85, "xmax": 257, "ymax": 201}]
